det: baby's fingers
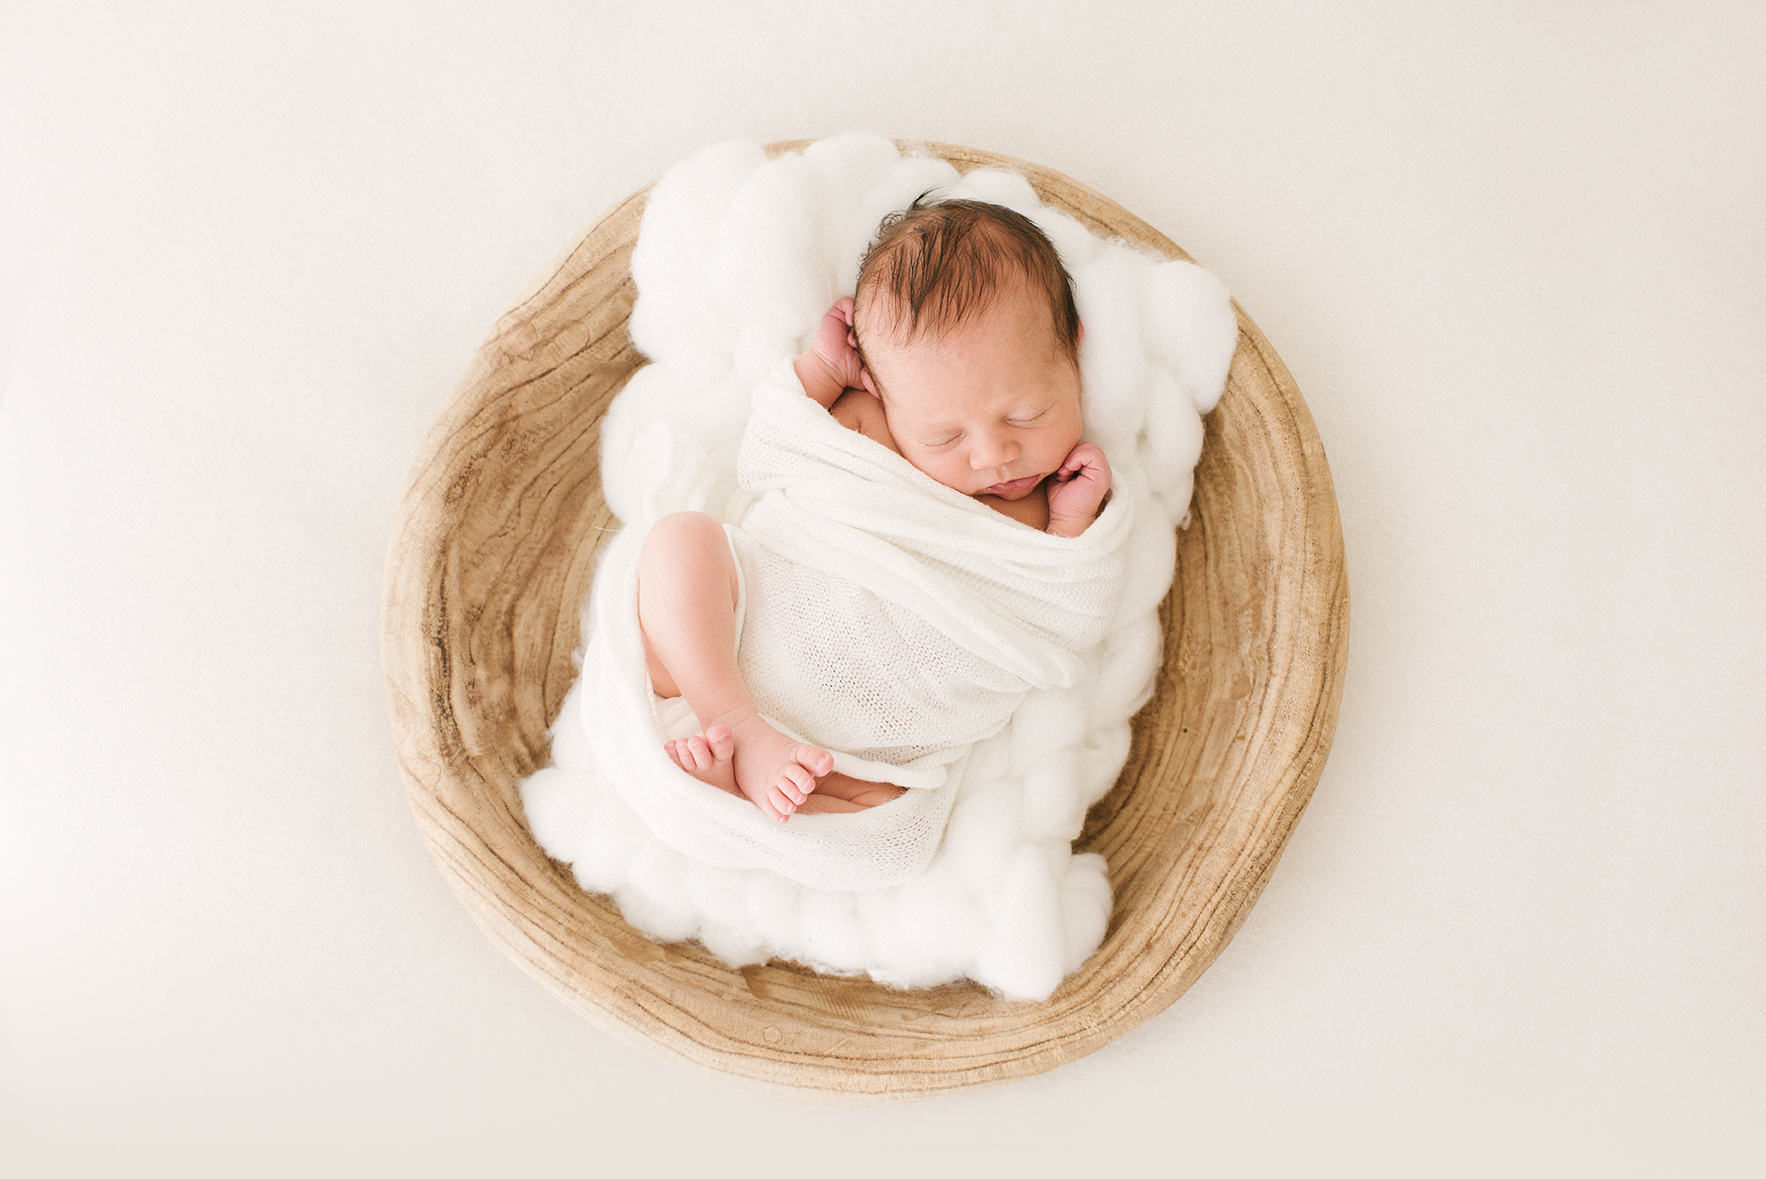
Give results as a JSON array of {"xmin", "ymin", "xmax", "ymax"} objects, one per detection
[
  {"xmin": 834, "ymin": 298, "xmax": 861, "ymax": 351},
  {"xmin": 1069, "ymin": 442, "xmax": 1111, "ymax": 482},
  {"xmin": 1057, "ymin": 446, "xmax": 1096, "ymax": 479}
]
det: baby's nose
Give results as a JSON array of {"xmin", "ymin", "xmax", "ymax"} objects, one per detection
[{"xmin": 970, "ymin": 432, "xmax": 1020, "ymax": 470}]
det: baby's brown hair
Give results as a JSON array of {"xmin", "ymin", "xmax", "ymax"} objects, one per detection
[{"xmin": 853, "ymin": 195, "xmax": 1081, "ymax": 367}]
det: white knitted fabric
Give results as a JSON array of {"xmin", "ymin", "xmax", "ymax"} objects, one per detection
[
  {"xmin": 519, "ymin": 134, "xmax": 1236, "ymax": 998},
  {"xmin": 734, "ymin": 361, "xmax": 1133, "ymax": 775},
  {"xmin": 566, "ymin": 358, "xmax": 1133, "ymax": 892}
]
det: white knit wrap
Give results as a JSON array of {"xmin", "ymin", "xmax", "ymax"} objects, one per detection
[
  {"xmin": 734, "ymin": 360, "xmax": 1132, "ymax": 773},
  {"xmin": 574, "ymin": 361, "xmax": 1131, "ymax": 890}
]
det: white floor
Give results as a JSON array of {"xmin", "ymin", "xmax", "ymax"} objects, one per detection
[{"xmin": 3, "ymin": 3, "xmax": 1760, "ymax": 1176}]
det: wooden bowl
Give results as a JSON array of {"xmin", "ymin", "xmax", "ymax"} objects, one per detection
[{"xmin": 381, "ymin": 141, "xmax": 1348, "ymax": 1102}]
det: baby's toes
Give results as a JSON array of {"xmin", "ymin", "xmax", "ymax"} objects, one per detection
[
  {"xmin": 793, "ymin": 744, "xmax": 834, "ymax": 781},
  {"xmin": 663, "ymin": 739, "xmax": 686, "ymax": 771},
  {"xmin": 681, "ymin": 735, "xmax": 713, "ymax": 772},
  {"xmin": 704, "ymin": 725, "xmax": 735, "ymax": 764},
  {"xmin": 779, "ymin": 764, "xmax": 815, "ymax": 806},
  {"xmin": 768, "ymin": 785, "xmax": 798, "ymax": 820}
]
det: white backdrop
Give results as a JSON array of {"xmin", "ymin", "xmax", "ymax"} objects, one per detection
[{"xmin": 3, "ymin": 3, "xmax": 1760, "ymax": 1175}]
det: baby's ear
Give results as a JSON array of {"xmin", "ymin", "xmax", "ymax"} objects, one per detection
[{"xmin": 860, "ymin": 368, "xmax": 881, "ymax": 399}]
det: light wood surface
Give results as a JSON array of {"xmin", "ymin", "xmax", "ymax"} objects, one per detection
[{"xmin": 380, "ymin": 141, "xmax": 1349, "ymax": 1101}]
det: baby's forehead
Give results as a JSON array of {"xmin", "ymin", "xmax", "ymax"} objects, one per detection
[{"xmin": 856, "ymin": 285, "xmax": 1057, "ymax": 355}]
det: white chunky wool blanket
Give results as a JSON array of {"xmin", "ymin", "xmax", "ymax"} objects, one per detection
[{"xmin": 520, "ymin": 134, "xmax": 1235, "ymax": 999}]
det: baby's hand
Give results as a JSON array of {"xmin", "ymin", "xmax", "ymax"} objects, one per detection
[
  {"xmin": 1045, "ymin": 441, "xmax": 1112, "ymax": 537},
  {"xmin": 795, "ymin": 297, "xmax": 867, "ymax": 409}
]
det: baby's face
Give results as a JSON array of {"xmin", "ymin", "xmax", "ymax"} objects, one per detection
[{"xmin": 856, "ymin": 283, "xmax": 1083, "ymax": 503}]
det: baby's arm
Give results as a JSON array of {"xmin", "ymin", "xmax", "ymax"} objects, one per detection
[
  {"xmin": 794, "ymin": 297, "xmax": 867, "ymax": 409},
  {"xmin": 1044, "ymin": 442, "xmax": 1112, "ymax": 537}
]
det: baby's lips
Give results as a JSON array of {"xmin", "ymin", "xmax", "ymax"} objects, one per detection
[{"xmin": 983, "ymin": 473, "xmax": 1044, "ymax": 497}]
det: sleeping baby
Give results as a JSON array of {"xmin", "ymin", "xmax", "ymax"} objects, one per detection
[{"xmin": 634, "ymin": 198, "xmax": 1115, "ymax": 824}]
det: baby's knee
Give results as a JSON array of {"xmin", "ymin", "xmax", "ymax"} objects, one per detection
[
  {"xmin": 638, "ymin": 511, "xmax": 738, "ymax": 605},
  {"xmin": 641, "ymin": 511, "xmax": 727, "ymax": 568},
  {"xmin": 646, "ymin": 510, "xmax": 721, "ymax": 546}
]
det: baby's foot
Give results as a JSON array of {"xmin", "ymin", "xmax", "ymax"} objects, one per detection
[
  {"xmin": 665, "ymin": 719, "xmax": 832, "ymax": 824},
  {"xmin": 727, "ymin": 715, "xmax": 834, "ymax": 824},
  {"xmin": 665, "ymin": 728, "xmax": 739, "ymax": 798}
]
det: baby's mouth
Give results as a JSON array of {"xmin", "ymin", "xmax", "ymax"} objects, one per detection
[{"xmin": 980, "ymin": 473, "xmax": 1043, "ymax": 499}]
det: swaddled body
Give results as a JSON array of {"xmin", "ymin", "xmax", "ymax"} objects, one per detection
[
  {"xmin": 640, "ymin": 198, "xmax": 1123, "ymax": 827},
  {"xmin": 721, "ymin": 354, "xmax": 1129, "ymax": 792}
]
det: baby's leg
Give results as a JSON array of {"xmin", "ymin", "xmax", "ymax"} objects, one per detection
[{"xmin": 637, "ymin": 511, "xmax": 833, "ymax": 823}]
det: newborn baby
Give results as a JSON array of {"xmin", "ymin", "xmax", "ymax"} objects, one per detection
[{"xmin": 636, "ymin": 198, "xmax": 1112, "ymax": 823}]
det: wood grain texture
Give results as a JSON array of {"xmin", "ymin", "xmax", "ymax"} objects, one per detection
[{"xmin": 380, "ymin": 141, "xmax": 1349, "ymax": 1102}]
